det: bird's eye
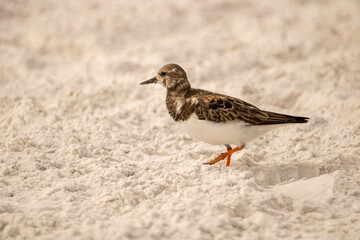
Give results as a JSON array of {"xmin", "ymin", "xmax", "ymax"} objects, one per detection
[{"xmin": 160, "ymin": 71, "xmax": 167, "ymax": 76}]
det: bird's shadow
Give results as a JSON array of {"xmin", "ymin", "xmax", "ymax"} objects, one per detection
[{"xmin": 235, "ymin": 159, "xmax": 337, "ymax": 188}]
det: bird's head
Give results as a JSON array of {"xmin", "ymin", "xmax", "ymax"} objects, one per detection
[{"xmin": 141, "ymin": 63, "xmax": 191, "ymax": 94}]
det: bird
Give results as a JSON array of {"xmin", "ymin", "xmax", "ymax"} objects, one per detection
[{"xmin": 140, "ymin": 63, "xmax": 309, "ymax": 166}]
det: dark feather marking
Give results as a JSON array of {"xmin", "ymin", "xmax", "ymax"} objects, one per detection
[{"xmin": 225, "ymin": 101, "xmax": 232, "ymax": 109}]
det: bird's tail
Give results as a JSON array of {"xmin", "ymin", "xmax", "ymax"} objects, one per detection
[
  {"xmin": 259, "ymin": 111, "xmax": 309, "ymax": 125},
  {"xmin": 290, "ymin": 116, "xmax": 309, "ymax": 123}
]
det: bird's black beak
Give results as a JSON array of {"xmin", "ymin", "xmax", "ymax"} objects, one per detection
[{"xmin": 140, "ymin": 77, "xmax": 157, "ymax": 85}]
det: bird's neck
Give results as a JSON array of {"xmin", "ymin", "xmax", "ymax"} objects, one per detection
[
  {"xmin": 166, "ymin": 88, "xmax": 187, "ymax": 98},
  {"xmin": 167, "ymin": 78, "xmax": 191, "ymax": 95}
]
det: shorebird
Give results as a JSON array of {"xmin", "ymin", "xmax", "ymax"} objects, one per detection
[{"xmin": 141, "ymin": 63, "xmax": 308, "ymax": 166}]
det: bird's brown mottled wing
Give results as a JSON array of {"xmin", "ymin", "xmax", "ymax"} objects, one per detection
[{"xmin": 187, "ymin": 89, "xmax": 308, "ymax": 125}]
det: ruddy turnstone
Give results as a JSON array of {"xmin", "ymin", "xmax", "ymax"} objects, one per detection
[{"xmin": 141, "ymin": 63, "xmax": 309, "ymax": 166}]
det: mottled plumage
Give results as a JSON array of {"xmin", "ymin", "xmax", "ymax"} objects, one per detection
[
  {"xmin": 185, "ymin": 89, "xmax": 308, "ymax": 125},
  {"xmin": 141, "ymin": 63, "xmax": 309, "ymax": 166}
]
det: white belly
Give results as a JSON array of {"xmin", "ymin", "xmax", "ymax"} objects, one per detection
[{"xmin": 180, "ymin": 115, "xmax": 282, "ymax": 146}]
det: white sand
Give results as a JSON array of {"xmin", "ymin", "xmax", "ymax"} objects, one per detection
[{"xmin": 1, "ymin": 0, "xmax": 360, "ymax": 239}]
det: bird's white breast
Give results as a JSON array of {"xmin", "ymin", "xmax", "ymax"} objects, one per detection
[{"xmin": 179, "ymin": 114, "xmax": 282, "ymax": 147}]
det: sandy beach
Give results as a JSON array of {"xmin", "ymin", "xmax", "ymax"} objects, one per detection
[{"xmin": 1, "ymin": 0, "xmax": 360, "ymax": 239}]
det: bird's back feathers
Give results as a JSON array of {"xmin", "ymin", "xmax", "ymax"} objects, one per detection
[{"xmin": 184, "ymin": 89, "xmax": 309, "ymax": 125}]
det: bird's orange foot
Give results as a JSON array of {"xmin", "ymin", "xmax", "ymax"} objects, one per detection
[
  {"xmin": 203, "ymin": 153, "xmax": 228, "ymax": 165},
  {"xmin": 203, "ymin": 145, "xmax": 245, "ymax": 167}
]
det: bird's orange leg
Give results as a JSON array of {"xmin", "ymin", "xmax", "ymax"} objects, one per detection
[
  {"xmin": 225, "ymin": 145, "xmax": 233, "ymax": 166},
  {"xmin": 204, "ymin": 144, "xmax": 245, "ymax": 166},
  {"xmin": 226, "ymin": 145, "xmax": 245, "ymax": 166}
]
